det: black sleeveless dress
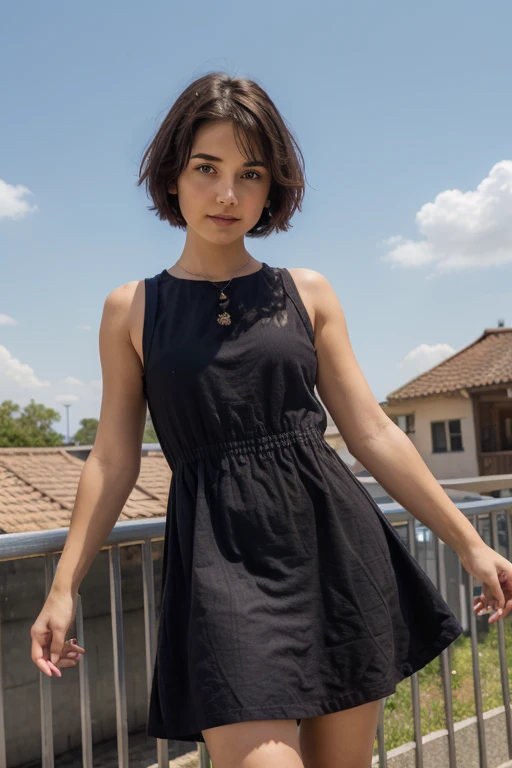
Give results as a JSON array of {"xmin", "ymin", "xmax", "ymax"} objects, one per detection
[{"xmin": 142, "ymin": 261, "xmax": 463, "ymax": 744}]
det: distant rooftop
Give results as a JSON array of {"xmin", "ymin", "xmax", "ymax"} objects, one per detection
[
  {"xmin": 0, "ymin": 446, "xmax": 170, "ymax": 534},
  {"xmin": 386, "ymin": 327, "xmax": 512, "ymax": 402}
]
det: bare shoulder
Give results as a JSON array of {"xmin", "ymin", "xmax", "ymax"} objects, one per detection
[
  {"xmin": 102, "ymin": 279, "xmax": 146, "ymax": 368},
  {"xmin": 286, "ymin": 268, "xmax": 336, "ymax": 334}
]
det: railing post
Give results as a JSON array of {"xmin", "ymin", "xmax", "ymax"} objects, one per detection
[
  {"xmin": 407, "ymin": 519, "xmax": 424, "ymax": 768},
  {"xmin": 466, "ymin": 514, "xmax": 488, "ymax": 768},
  {"xmin": 40, "ymin": 553, "xmax": 58, "ymax": 768},
  {"xmin": 75, "ymin": 592, "xmax": 93, "ymax": 768},
  {"xmin": 0, "ymin": 609, "xmax": 6, "ymax": 768},
  {"xmin": 141, "ymin": 539, "xmax": 169, "ymax": 768},
  {"xmin": 198, "ymin": 741, "xmax": 211, "ymax": 768},
  {"xmin": 435, "ymin": 535, "xmax": 458, "ymax": 768},
  {"xmin": 492, "ymin": 509, "xmax": 512, "ymax": 760},
  {"xmin": 109, "ymin": 545, "xmax": 129, "ymax": 768}
]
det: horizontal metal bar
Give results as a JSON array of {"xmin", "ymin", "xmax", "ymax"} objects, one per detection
[
  {"xmin": 2, "ymin": 499, "xmax": 512, "ymax": 562},
  {"xmin": 0, "ymin": 517, "xmax": 167, "ymax": 562}
]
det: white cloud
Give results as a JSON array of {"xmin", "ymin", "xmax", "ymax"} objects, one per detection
[
  {"xmin": 0, "ymin": 314, "xmax": 18, "ymax": 325},
  {"xmin": 397, "ymin": 342, "xmax": 457, "ymax": 377},
  {"xmin": 78, "ymin": 324, "xmax": 92, "ymax": 331},
  {"xmin": 55, "ymin": 394, "xmax": 80, "ymax": 404},
  {"xmin": 63, "ymin": 376, "xmax": 83, "ymax": 385},
  {"xmin": 0, "ymin": 345, "xmax": 50, "ymax": 388},
  {"xmin": 381, "ymin": 160, "xmax": 512, "ymax": 276},
  {"xmin": 378, "ymin": 234, "xmax": 404, "ymax": 247},
  {"xmin": 0, "ymin": 179, "xmax": 39, "ymax": 220}
]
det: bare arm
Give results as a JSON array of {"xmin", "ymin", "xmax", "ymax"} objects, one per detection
[
  {"xmin": 307, "ymin": 269, "xmax": 483, "ymax": 560},
  {"xmin": 51, "ymin": 280, "xmax": 147, "ymax": 596}
]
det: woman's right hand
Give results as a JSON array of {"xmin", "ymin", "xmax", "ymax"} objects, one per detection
[{"xmin": 30, "ymin": 589, "xmax": 85, "ymax": 677}]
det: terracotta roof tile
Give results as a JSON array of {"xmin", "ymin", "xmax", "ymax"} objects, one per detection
[
  {"xmin": 0, "ymin": 448, "xmax": 171, "ymax": 534},
  {"xmin": 386, "ymin": 328, "xmax": 512, "ymax": 403}
]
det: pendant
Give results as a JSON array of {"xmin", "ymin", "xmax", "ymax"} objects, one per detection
[
  {"xmin": 217, "ymin": 289, "xmax": 231, "ymax": 325},
  {"xmin": 217, "ymin": 311, "xmax": 231, "ymax": 325}
]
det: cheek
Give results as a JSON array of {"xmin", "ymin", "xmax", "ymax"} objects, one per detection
[
  {"xmin": 246, "ymin": 186, "xmax": 270, "ymax": 212},
  {"xmin": 177, "ymin": 177, "xmax": 210, "ymax": 212}
]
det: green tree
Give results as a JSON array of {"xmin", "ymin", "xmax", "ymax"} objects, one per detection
[
  {"xmin": 73, "ymin": 418, "xmax": 99, "ymax": 445},
  {"xmin": 0, "ymin": 399, "xmax": 64, "ymax": 447}
]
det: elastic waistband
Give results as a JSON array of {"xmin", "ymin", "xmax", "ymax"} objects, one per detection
[{"xmin": 173, "ymin": 423, "xmax": 325, "ymax": 468}]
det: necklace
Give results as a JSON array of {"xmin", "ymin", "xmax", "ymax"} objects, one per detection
[{"xmin": 175, "ymin": 257, "xmax": 253, "ymax": 326}]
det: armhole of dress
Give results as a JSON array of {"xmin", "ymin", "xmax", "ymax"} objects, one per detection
[
  {"xmin": 142, "ymin": 273, "xmax": 159, "ymax": 378},
  {"xmin": 280, "ymin": 268, "xmax": 316, "ymax": 347}
]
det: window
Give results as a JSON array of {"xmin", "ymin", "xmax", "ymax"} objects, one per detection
[
  {"xmin": 391, "ymin": 414, "xmax": 415, "ymax": 435},
  {"xmin": 448, "ymin": 419, "xmax": 463, "ymax": 451},
  {"xmin": 432, "ymin": 422, "xmax": 447, "ymax": 452},
  {"xmin": 431, "ymin": 419, "xmax": 463, "ymax": 453}
]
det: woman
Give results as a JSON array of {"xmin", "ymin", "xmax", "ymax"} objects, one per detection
[{"xmin": 31, "ymin": 72, "xmax": 512, "ymax": 768}]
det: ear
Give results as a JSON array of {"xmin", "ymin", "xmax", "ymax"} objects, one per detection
[
  {"xmin": 264, "ymin": 198, "xmax": 271, "ymax": 208},
  {"xmin": 167, "ymin": 182, "xmax": 178, "ymax": 195}
]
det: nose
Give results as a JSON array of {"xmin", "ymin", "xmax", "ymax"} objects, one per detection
[{"xmin": 216, "ymin": 183, "xmax": 238, "ymax": 206}]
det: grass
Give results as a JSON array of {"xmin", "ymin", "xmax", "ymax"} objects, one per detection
[{"xmin": 376, "ymin": 618, "xmax": 512, "ymax": 753}]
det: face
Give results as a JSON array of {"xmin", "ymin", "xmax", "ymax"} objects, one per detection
[{"xmin": 168, "ymin": 120, "xmax": 271, "ymax": 242}]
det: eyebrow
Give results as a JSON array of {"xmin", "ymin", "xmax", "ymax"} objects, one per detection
[{"xmin": 190, "ymin": 152, "xmax": 267, "ymax": 168}]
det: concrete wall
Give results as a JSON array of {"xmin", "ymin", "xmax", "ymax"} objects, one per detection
[
  {"xmin": 0, "ymin": 543, "xmax": 194, "ymax": 768},
  {"xmin": 384, "ymin": 394, "xmax": 480, "ymax": 479}
]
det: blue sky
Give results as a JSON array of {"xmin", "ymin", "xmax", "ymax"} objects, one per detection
[{"xmin": 2, "ymin": 0, "xmax": 512, "ymax": 439}]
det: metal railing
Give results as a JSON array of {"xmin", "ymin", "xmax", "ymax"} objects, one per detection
[{"xmin": 1, "ymin": 499, "xmax": 512, "ymax": 768}]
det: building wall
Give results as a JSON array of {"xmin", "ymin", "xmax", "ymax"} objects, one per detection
[{"xmin": 384, "ymin": 394, "xmax": 479, "ymax": 479}]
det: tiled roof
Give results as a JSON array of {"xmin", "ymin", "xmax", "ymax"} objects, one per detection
[
  {"xmin": 0, "ymin": 447, "xmax": 171, "ymax": 534},
  {"xmin": 386, "ymin": 328, "xmax": 512, "ymax": 403}
]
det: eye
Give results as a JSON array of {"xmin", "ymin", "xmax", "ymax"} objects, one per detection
[{"xmin": 196, "ymin": 163, "xmax": 261, "ymax": 181}]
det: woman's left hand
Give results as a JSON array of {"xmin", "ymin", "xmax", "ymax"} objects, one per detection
[{"xmin": 460, "ymin": 542, "xmax": 512, "ymax": 624}]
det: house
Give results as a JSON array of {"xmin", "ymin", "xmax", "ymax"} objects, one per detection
[{"xmin": 380, "ymin": 327, "xmax": 512, "ymax": 486}]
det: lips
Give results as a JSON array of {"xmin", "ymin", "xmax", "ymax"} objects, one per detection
[{"xmin": 208, "ymin": 215, "xmax": 240, "ymax": 227}]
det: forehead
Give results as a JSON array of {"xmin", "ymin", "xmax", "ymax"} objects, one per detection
[{"xmin": 190, "ymin": 120, "xmax": 264, "ymax": 159}]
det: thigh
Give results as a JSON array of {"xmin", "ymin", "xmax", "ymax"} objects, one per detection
[
  {"xmin": 299, "ymin": 699, "xmax": 383, "ymax": 768},
  {"xmin": 202, "ymin": 718, "xmax": 304, "ymax": 768}
]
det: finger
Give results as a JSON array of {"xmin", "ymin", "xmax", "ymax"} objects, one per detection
[
  {"xmin": 50, "ymin": 629, "xmax": 66, "ymax": 667},
  {"xmin": 489, "ymin": 606, "xmax": 505, "ymax": 623},
  {"xmin": 46, "ymin": 660, "xmax": 62, "ymax": 677},
  {"xmin": 490, "ymin": 597, "xmax": 512, "ymax": 623},
  {"xmin": 498, "ymin": 570, "xmax": 512, "ymax": 587},
  {"xmin": 31, "ymin": 634, "xmax": 54, "ymax": 676},
  {"xmin": 474, "ymin": 589, "xmax": 493, "ymax": 613},
  {"xmin": 493, "ymin": 574, "xmax": 507, "ymax": 609},
  {"xmin": 34, "ymin": 657, "xmax": 53, "ymax": 677},
  {"xmin": 56, "ymin": 657, "xmax": 80, "ymax": 669},
  {"xmin": 61, "ymin": 641, "xmax": 85, "ymax": 657},
  {"xmin": 65, "ymin": 650, "xmax": 82, "ymax": 659},
  {"xmin": 67, "ymin": 642, "xmax": 85, "ymax": 654}
]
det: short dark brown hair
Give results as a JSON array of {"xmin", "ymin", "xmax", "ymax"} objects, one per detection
[{"xmin": 137, "ymin": 72, "xmax": 305, "ymax": 237}]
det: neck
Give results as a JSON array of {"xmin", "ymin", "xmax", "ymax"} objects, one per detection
[{"xmin": 176, "ymin": 228, "xmax": 255, "ymax": 279}]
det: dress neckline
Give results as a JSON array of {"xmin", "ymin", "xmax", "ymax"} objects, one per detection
[{"xmin": 161, "ymin": 261, "xmax": 269, "ymax": 284}]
